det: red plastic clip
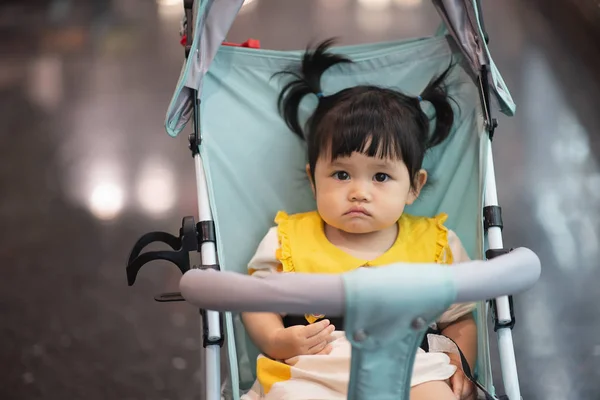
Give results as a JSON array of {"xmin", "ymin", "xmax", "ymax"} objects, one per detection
[
  {"xmin": 222, "ymin": 39, "xmax": 261, "ymax": 49},
  {"xmin": 180, "ymin": 37, "xmax": 260, "ymax": 49}
]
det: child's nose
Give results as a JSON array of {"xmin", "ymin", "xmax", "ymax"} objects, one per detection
[{"xmin": 348, "ymin": 181, "xmax": 371, "ymax": 202}]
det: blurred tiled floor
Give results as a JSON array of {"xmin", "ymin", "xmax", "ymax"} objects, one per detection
[{"xmin": 1, "ymin": 1, "xmax": 599, "ymax": 399}]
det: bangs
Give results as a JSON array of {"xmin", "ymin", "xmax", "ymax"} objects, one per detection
[{"xmin": 316, "ymin": 108, "xmax": 405, "ymax": 162}]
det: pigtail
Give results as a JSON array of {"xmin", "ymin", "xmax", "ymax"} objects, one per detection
[
  {"xmin": 420, "ymin": 64, "xmax": 455, "ymax": 148},
  {"xmin": 275, "ymin": 39, "xmax": 352, "ymax": 140}
]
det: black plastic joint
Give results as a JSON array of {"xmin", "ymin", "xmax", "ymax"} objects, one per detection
[
  {"xmin": 183, "ymin": 0, "xmax": 193, "ymax": 8},
  {"xmin": 154, "ymin": 292, "xmax": 185, "ymax": 302},
  {"xmin": 483, "ymin": 206, "xmax": 503, "ymax": 231},
  {"xmin": 487, "ymin": 118, "xmax": 498, "ymax": 139},
  {"xmin": 485, "ymin": 248, "xmax": 511, "ymax": 260},
  {"xmin": 200, "ymin": 309, "xmax": 225, "ymax": 348},
  {"xmin": 487, "ymin": 248, "xmax": 515, "ymax": 331},
  {"xmin": 188, "ymin": 95, "xmax": 201, "ymax": 155},
  {"xmin": 491, "ymin": 295, "xmax": 516, "ymax": 332},
  {"xmin": 188, "ymin": 133, "xmax": 200, "ymax": 156},
  {"xmin": 199, "ymin": 264, "xmax": 220, "ymax": 272},
  {"xmin": 197, "ymin": 221, "xmax": 215, "ymax": 244}
]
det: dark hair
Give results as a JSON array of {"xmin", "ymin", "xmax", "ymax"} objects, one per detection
[{"xmin": 276, "ymin": 39, "xmax": 455, "ymax": 190}]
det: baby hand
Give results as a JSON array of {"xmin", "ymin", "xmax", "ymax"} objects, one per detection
[{"xmin": 269, "ymin": 319, "xmax": 336, "ymax": 360}]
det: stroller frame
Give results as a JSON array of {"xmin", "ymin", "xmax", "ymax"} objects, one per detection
[{"xmin": 125, "ymin": 1, "xmax": 525, "ymax": 399}]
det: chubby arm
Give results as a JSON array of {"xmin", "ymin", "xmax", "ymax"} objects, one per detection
[
  {"xmin": 242, "ymin": 311, "xmax": 334, "ymax": 360},
  {"xmin": 240, "ymin": 227, "xmax": 334, "ymax": 360},
  {"xmin": 241, "ymin": 311, "xmax": 285, "ymax": 358},
  {"xmin": 241, "ymin": 227, "xmax": 286, "ymax": 358},
  {"xmin": 438, "ymin": 229, "xmax": 478, "ymax": 370}
]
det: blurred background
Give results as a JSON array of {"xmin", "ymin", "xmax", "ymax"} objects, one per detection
[{"xmin": 1, "ymin": 0, "xmax": 599, "ymax": 399}]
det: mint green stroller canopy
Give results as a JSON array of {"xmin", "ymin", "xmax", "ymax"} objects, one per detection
[{"xmin": 124, "ymin": 1, "xmax": 538, "ymax": 400}]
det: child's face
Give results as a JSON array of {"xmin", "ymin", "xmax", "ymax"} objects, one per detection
[{"xmin": 309, "ymin": 152, "xmax": 426, "ymax": 235}]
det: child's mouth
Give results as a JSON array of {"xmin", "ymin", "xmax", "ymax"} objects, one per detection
[{"xmin": 345, "ymin": 207, "xmax": 371, "ymax": 216}]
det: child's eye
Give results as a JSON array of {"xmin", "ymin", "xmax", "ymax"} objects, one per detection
[
  {"xmin": 333, "ymin": 171, "xmax": 350, "ymax": 181},
  {"xmin": 374, "ymin": 173, "xmax": 390, "ymax": 182}
]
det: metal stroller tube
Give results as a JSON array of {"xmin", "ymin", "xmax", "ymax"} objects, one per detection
[{"xmin": 179, "ymin": 247, "xmax": 540, "ymax": 314}]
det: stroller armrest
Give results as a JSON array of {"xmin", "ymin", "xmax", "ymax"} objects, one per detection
[
  {"xmin": 453, "ymin": 247, "xmax": 540, "ymax": 302},
  {"xmin": 179, "ymin": 247, "xmax": 540, "ymax": 314}
]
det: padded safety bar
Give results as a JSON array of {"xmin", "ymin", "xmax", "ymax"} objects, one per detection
[{"xmin": 179, "ymin": 247, "xmax": 540, "ymax": 315}]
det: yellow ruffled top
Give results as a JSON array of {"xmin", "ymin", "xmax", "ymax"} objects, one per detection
[
  {"xmin": 275, "ymin": 210, "xmax": 452, "ymax": 273},
  {"xmin": 273, "ymin": 210, "xmax": 453, "ymax": 323}
]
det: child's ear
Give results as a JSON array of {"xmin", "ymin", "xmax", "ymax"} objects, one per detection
[
  {"xmin": 406, "ymin": 169, "xmax": 427, "ymax": 205},
  {"xmin": 306, "ymin": 164, "xmax": 316, "ymax": 197}
]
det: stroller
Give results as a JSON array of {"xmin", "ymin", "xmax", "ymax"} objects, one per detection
[{"xmin": 125, "ymin": 1, "xmax": 541, "ymax": 399}]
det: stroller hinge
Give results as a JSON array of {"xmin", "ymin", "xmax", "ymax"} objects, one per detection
[
  {"xmin": 490, "ymin": 295, "xmax": 516, "ymax": 332},
  {"xmin": 197, "ymin": 221, "xmax": 216, "ymax": 244},
  {"xmin": 189, "ymin": 92, "xmax": 201, "ymax": 156},
  {"xmin": 189, "ymin": 132, "xmax": 200, "ymax": 156},
  {"xmin": 199, "ymin": 263, "xmax": 220, "ymax": 271},
  {"xmin": 485, "ymin": 248, "xmax": 511, "ymax": 260},
  {"xmin": 478, "ymin": 64, "xmax": 499, "ymax": 140},
  {"xmin": 486, "ymin": 249, "xmax": 516, "ymax": 332},
  {"xmin": 200, "ymin": 309, "xmax": 225, "ymax": 347},
  {"xmin": 483, "ymin": 205, "xmax": 503, "ymax": 231},
  {"xmin": 155, "ymin": 292, "xmax": 186, "ymax": 302}
]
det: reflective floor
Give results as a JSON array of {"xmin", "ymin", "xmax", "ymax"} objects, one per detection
[{"xmin": 1, "ymin": 1, "xmax": 599, "ymax": 399}]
